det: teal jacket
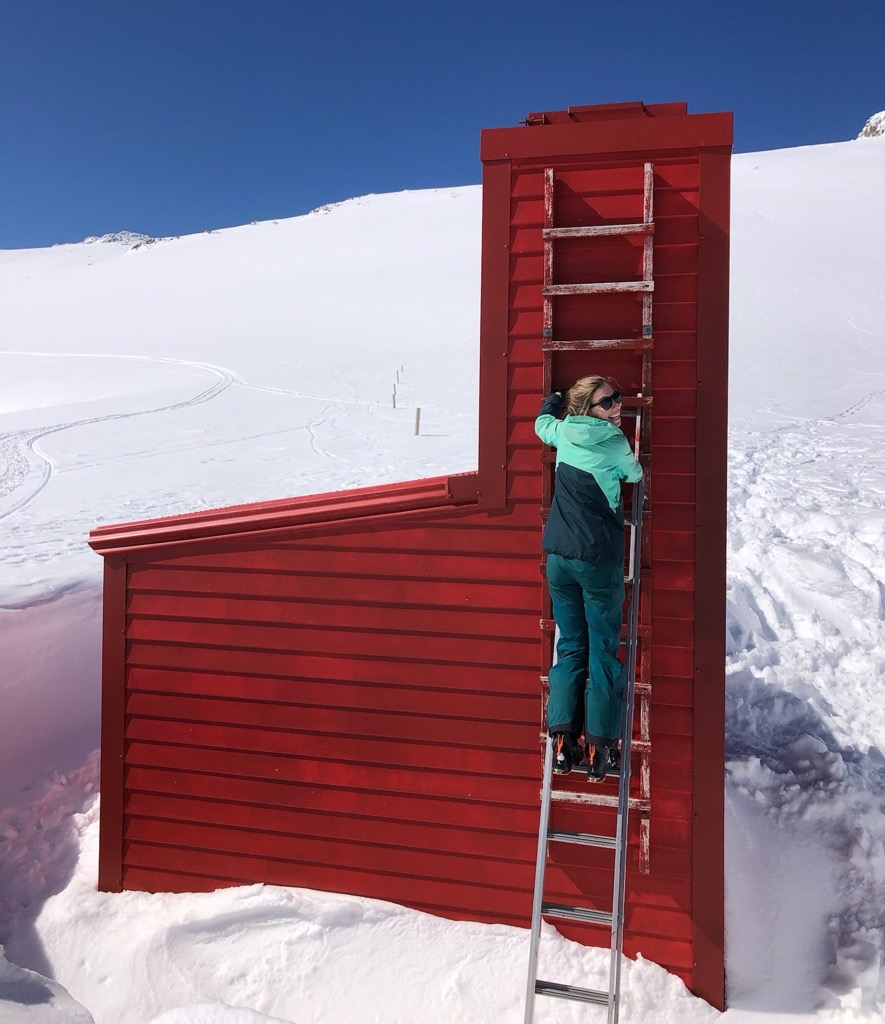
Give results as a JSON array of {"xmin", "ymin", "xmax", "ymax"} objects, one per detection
[{"xmin": 535, "ymin": 392, "xmax": 643, "ymax": 564}]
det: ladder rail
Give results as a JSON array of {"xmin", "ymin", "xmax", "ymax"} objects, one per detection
[
  {"xmin": 607, "ymin": 476, "xmax": 645, "ymax": 1024},
  {"xmin": 524, "ymin": 477, "xmax": 645, "ymax": 1024},
  {"xmin": 523, "ymin": 735, "xmax": 556, "ymax": 1024}
]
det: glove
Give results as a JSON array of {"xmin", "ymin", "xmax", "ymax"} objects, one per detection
[{"xmin": 539, "ymin": 391, "xmax": 564, "ymax": 416}]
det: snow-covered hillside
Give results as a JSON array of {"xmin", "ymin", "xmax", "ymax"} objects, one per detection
[{"xmin": 1, "ymin": 133, "xmax": 884, "ymax": 1024}]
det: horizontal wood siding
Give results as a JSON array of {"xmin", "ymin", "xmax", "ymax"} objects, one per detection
[
  {"xmin": 115, "ymin": 505, "xmax": 698, "ymax": 976},
  {"xmin": 119, "ymin": 509, "xmax": 548, "ymax": 918}
]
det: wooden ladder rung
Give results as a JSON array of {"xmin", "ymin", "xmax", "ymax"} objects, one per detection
[
  {"xmin": 544, "ymin": 281, "xmax": 654, "ymax": 296},
  {"xmin": 541, "ymin": 337, "xmax": 653, "ymax": 352},
  {"xmin": 543, "ymin": 223, "xmax": 654, "ymax": 239},
  {"xmin": 550, "ymin": 791, "xmax": 651, "ymax": 813}
]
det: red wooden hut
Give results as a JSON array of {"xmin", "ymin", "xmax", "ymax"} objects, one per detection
[{"xmin": 89, "ymin": 101, "xmax": 732, "ymax": 1008}]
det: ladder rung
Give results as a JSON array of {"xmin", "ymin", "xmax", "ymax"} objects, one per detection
[
  {"xmin": 535, "ymin": 740, "xmax": 650, "ymax": 774},
  {"xmin": 541, "ymin": 337, "xmax": 653, "ymax": 352},
  {"xmin": 544, "ymin": 281, "xmax": 653, "ymax": 296},
  {"xmin": 551, "ymin": 791, "xmax": 651, "ymax": 813},
  {"xmin": 547, "ymin": 828, "xmax": 617, "ymax": 849},
  {"xmin": 535, "ymin": 980, "xmax": 610, "ymax": 1006},
  {"xmin": 535, "ymin": 725, "xmax": 649, "ymax": 750},
  {"xmin": 546, "ymin": 761, "xmax": 587, "ymax": 777},
  {"xmin": 539, "ymin": 737, "xmax": 650, "ymax": 765},
  {"xmin": 568, "ymin": 762, "xmax": 626, "ymax": 783},
  {"xmin": 543, "ymin": 222, "xmax": 653, "ymax": 239},
  {"xmin": 542, "ymin": 902, "xmax": 613, "ymax": 926}
]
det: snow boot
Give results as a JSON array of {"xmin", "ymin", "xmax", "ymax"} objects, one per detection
[
  {"xmin": 607, "ymin": 742, "xmax": 621, "ymax": 775},
  {"xmin": 587, "ymin": 743, "xmax": 611, "ymax": 783},
  {"xmin": 552, "ymin": 733, "xmax": 583, "ymax": 774}
]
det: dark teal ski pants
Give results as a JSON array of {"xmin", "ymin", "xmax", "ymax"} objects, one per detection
[{"xmin": 545, "ymin": 554, "xmax": 625, "ymax": 744}]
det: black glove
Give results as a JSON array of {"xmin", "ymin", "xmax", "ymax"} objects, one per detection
[{"xmin": 539, "ymin": 391, "xmax": 564, "ymax": 417}]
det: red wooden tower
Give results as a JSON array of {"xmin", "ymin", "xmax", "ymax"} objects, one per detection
[{"xmin": 90, "ymin": 101, "xmax": 732, "ymax": 1008}]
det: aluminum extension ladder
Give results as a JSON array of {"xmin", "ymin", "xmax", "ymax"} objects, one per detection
[{"xmin": 524, "ymin": 477, "xmax": 646, "ymax": 1024}]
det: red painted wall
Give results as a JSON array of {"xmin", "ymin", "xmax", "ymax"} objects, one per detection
[{"xmin": 90, "ymin": 102, "xmax": 731, "ymax": 1008}]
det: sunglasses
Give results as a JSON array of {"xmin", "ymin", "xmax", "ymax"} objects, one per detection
[{"xmin": 589, "ymin": 390, "xmax": 623, "ymax": 411}]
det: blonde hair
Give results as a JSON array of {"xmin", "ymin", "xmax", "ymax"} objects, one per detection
[{"xmin": 564, "ymin": 375, "xmax": 616, "ymax": 417}]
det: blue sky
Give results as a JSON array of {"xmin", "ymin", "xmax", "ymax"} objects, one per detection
[{"xmin": 2, "ymin": 0, "xmax": 883, "ymax": 248}]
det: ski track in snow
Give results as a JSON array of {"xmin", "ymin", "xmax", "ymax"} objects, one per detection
[
  {"xmin": 725, "ymin": 418, "xmax": 885, "ymax": 1009},
  {"xmin": 0, "ymin": 353, "xmax": 237, "ymax": 521},
  {"xmin": 0, "ymin": 351, "xmax": 419, "ymax": 522}
]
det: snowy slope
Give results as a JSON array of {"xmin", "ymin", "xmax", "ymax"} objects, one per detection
[
  {"xmin": 1, "ymin": 134, "xmax": 884, "ymax": 1023},
  {"xmin": 0, "ymin": 188, "xmax": 482, "ymax": 611}
]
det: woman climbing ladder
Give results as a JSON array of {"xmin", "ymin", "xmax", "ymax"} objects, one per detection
[{"xmin": 534, "ymin": 375, "xmax": 644, "ymax": 782}]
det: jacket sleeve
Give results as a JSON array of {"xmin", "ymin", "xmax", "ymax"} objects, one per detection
[
  {"xmin": 534, "ymin": 392, "xmax": 564, "ymax": 447},
  {"xmin": 611, "ymin": 434, "xmax": 644, "ymax": 482}
]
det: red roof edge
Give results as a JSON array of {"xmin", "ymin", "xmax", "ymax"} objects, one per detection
[
  {"xmin": 88, "ymin": 470, "xmax": 481, "ymax": 557},
  {"xmin": 524, "ymin": 101, "xmax": 689, "ymax": 125}
]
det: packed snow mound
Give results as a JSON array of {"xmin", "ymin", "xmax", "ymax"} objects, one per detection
[
  {"xmin": 0, "ymin": 947, "xmax": 93, "ymax": 1023},
  {"xmin": 857, "ymin": 111, "xmax": 885, "ymax": 138},
  {"xmin": 725, "ymin": 420, "xmax": 885, "ymax": 1014}
]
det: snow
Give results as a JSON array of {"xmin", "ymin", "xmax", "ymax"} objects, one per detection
[{"xmin": 1, "ymin": 136, "xmax": 884, "ymax": 1023}]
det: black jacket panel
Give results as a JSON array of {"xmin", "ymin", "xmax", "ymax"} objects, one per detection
[{"xmin": 542, "ymin": 462, "xmax": 626, "ymax": 566}]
